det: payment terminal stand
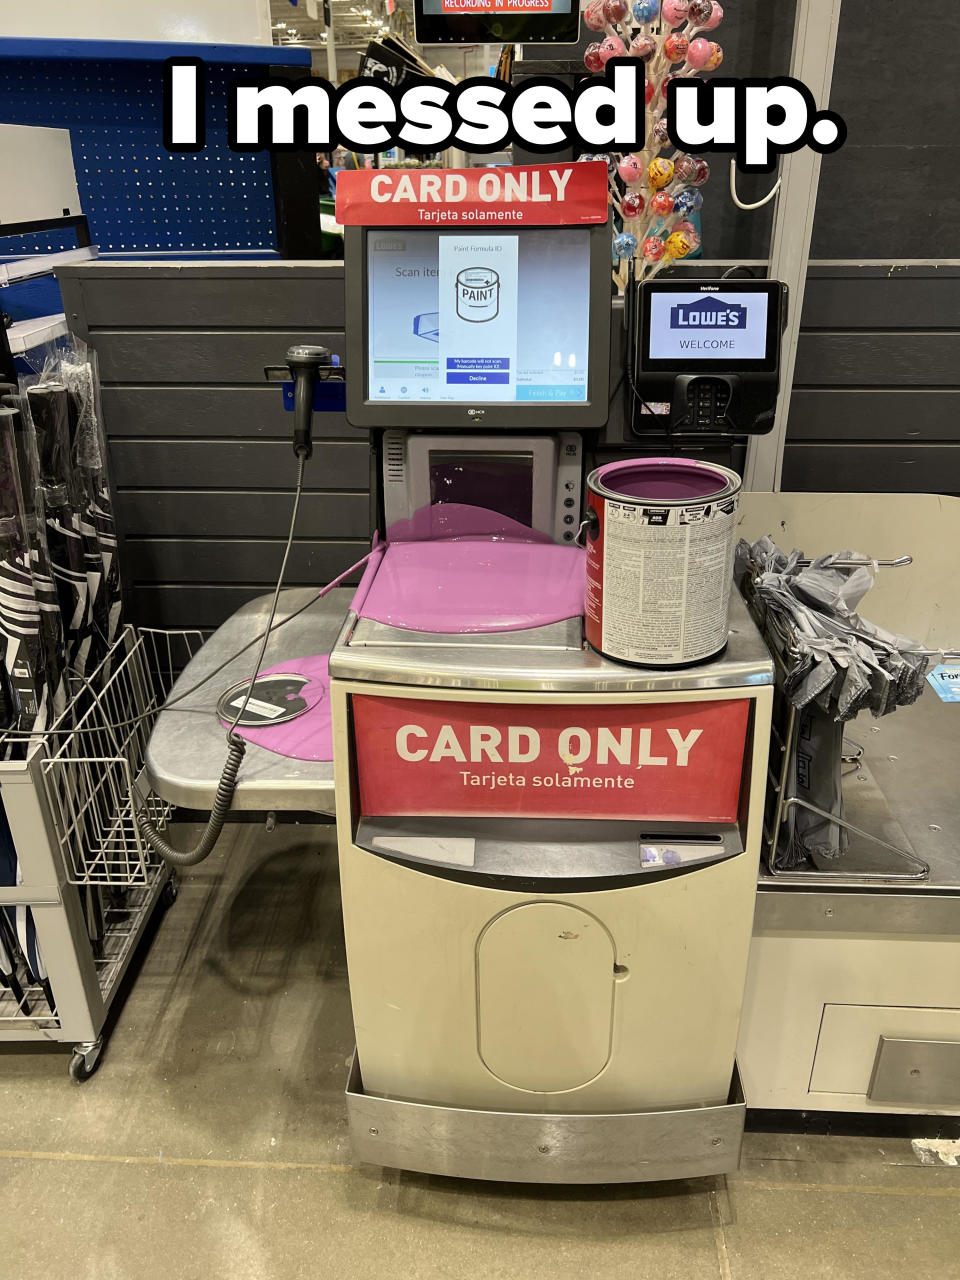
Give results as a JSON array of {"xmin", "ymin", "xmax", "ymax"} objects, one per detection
[
  {"xmin": 328, "ymin": 217, "xmax": 775, "ymax": 1183},
  {"xmin": 629, "ymin": 278, "xmax": 788, "ymax": 440}
]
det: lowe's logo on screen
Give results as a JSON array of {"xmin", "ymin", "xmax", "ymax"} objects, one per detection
[{"xmin": 670, "ymin": 299, "xmax": 747, "ymax": 329}]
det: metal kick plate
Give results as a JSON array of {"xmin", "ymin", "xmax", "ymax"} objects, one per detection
[
  {"xmin": 868, "ymin": 1037, "xmax": 960, "ymax": 1107},
  {"xmin": 345, "ymin": 1055, "xmax": 745, "ymax": 1184}
]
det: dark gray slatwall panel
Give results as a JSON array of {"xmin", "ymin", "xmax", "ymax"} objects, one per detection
[
  {"xmin": 788, "ymin": 391, "xmax": 960, "ymax": 442},
  {"xmin": 110, "ymin": 441, "xmax": 369, "ymax": 489},
  {"xmin": 114, "ymin": 491, "xmax": 370, "ymax": 539},
  {"xmin": 59, "ymin": 263, "xmax": 365, "ymax": 632},
  {"xmin": 131, "ymin": 587, "xmax": 294, "ymax": 629},
  {"xmin": 101, "ymin": 387, "xmax": 353, "ymax": 439},
  {"xmin": 124, "ymin": 539, "xmax": 369, "ymax": 583},
  {"xmin": 94, "ymin": 331, "xmax": 347, "ymax": 383},
  {"xmin": 785, "ymin": 267, "xmax": 960, "ymax": 496},
  {"xmin": 782, "ymin": 446, "xmax": 960, "ymax": 493}
]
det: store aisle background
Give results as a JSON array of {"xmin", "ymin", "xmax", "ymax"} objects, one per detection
[{"xmin": 1, "ymin": 822, "xmax": 958, "ymax": 1280}]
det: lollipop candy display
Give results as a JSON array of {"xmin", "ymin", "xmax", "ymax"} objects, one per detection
[
  {"xmin": 687, "ymin": 0, "xmax": 713, "ymax": 24},
  {"xmin": 647, "ymin": 157, "xmax": 675, "ymax": 189},
  {"xmin": 621, "ymin": 190, "xmax": 644, "ymax": 217},
  {"xmin": 630, "ymin": 33, "xmax": 657, "ymax": 60},
  {"xmin": 665, "ymin": 229, "xmax": 697, "ymax": 258},
  {"xmin": 675, "ymin": 154, "xmax": 710, "ymax": 186},
  {"xmin": 603, "ymin": 0, "xmax": 630, "ymax": 22},
  {"xmin": 705, "ymin": 41, "xmax": 724, "ymax": 69},
  {"xmin": 584, "ymin": 1, "xmax": 607, "ymax": 32},
  {"xmin": 599, "ymin": 35, "xmax": 628, "ymax": 62},
  {"xmin": 661, "ymin": 0, "xmax": 689, "ymax": 26},
  {"xmin": 685, "ymin": 36, "xmax": 713, "ymax": 68},
  {"xmin": 582, "ymin": 0, "xmax": 727, "ymax": 285},
  {"xmin": 617, "ymin": 154, "xmax": 644, "ymax": 184},
  {"xmin": 673, "ymin": 186, "xmax": 704, "ymax": 215}
]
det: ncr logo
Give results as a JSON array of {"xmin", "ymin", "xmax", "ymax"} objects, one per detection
[{"xmin": 670, "ymin": 298, "xmax": 747, "ymax": 330}]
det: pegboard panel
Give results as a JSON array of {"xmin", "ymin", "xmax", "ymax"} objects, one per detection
[{"xmin": 0, "ymin": 59, "xmax": 276, "ymax": 253}]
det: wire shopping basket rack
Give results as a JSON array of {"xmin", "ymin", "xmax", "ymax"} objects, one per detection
[
  {"xmin": 0, "ymin": 626, "xmax": 203, "ymax": 1079},
  {"xmin": 740, "ymin": 554, "xmax": 930, "ymax": 884}
]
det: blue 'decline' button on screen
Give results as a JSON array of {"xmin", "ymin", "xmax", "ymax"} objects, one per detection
[{"xmin": 446, "ymin": 372, "xmax": 510, "ymax": 385}]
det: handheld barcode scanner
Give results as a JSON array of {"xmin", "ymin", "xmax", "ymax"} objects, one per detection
[
  {"xmin": 284, "ymin": 344, "xmax": 338, "ymax": 460},
  {"xmin": 631, "ymin": 279, "xmax": 788, "ymax": 438}
]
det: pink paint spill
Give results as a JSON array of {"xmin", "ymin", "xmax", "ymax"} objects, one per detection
[
  {"xmin": 358, "ymin": 540, "xmax": 586, "ymax": 634},
  {"xmin": 219, "ymin": 654, "xmax": 332, "ymax": 761}
]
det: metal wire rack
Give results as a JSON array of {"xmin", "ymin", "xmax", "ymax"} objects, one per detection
[
  {"xmin": 0, "ymin": 626, "xmax": 203, "ymax": 1077},
  {"xmin": 740, "ymin": 560, "xmax": 930, "ymax": 883},
  {"xmin": 41, "ymin": 629, "xmax": 203, "ymax": 887}
]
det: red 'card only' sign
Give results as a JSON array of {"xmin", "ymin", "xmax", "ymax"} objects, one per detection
[
  {"xmin": 335, "ymin": 162, "xmax": 610, "ymax": 227},
  {"xmin": 352, "ymin": 696, "xmax": 750, "ymax": 823}
]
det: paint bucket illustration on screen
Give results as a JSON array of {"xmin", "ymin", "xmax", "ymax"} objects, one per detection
[
  {"xmin": 583, "ymin": 457, "xmax": 742, "ymax": 668},
  {"xmin": 455, "ymin": 268, "xmax": 500, "ymax": 322}
]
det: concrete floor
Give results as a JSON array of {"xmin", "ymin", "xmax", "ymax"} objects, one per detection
[{"xmin": 2, "ymin": 823, "xmax": 959, "ymax": 1280}]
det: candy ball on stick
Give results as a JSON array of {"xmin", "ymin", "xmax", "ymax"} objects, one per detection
[
  {"xmin": 675, "ymin": 154, "xmax": 710, "ymax": 185},
  {"xmin": 599, "ymin": 35, "xmax": 627, "ymax": 62},
  {"xmin": 613, "ymin": 231, "xmax": 638, "ymax": 258},
  {"xmin": 673, "ymin": 186, "xmax": 704, "ymax": 215},
  {"xmin": 703, "ymin": 1, "xmax": 723, "ymax": 29},
  {"xmin": 577, "ymin": 152, "xmax": 597, "ymax": 162},
  {"xmin": 584, "ymin": 1, "xmax": 607, "ymax": 31},
  {"xmin": 644, "ymin": 78, "xmax": 655, "ymax": 105},
  {"xmin": 664, "ymin": 33, "xmax": 689, "ymax": 62},
  {"xmin": 660, "ymin": 72, "xmax": 682, "ymax": 100},
  {"xmin": 633, "ymin": 0, "xmax": 659, "ymax": 20},
  {"xmin": 594, "ymin": 151, "xmax": 617, "ymax": 175},
  {"xmin": 687, "ymin": 0, "xmax": 713, "ymax": 24},
  {"xmin": 617, "ymin": 154, "xmax": 644, "ymax": 183},
  {"xmin": 705, "ymin": 42, "xmax": 724, "ymax": 69},
  {"xmin": 652, "ymin": 116, "xmax": 671, "ymax": 144},
  {"xmin": 584, "ymin": 42, "xmax": 605, "ymax": 72},
  {"xmin": 621, "ymin": 190, "xmax": 644, "ymax": 218},
  {"xmin": 650, "ymin": 190, "xmax": 675, "ymax": 217},
  {"xmin": 648, "ymin": 157, "xmax": 675, "ymax": 189},
  {"xmin": 642, "ymin": 235, "xmax": 667, "ymax": 262},
  {"xmin": 665, "ymin": 229, "xmax": 696, "ymax": 258},
  {"xmin": 603, "ymin": 0, "xmax": 630, "ymax": 22},
  {"xmin": 685, "ymin": 37, "xmax": 713, "ymax": 68},
  {"xmin": 630, "ymin": 33, "xmax": 657, "ymax": 60},
  {"xmin": 661, "ymin": 0, "xmax": 689, "ymax": 26},
  {"xmin": 674, "ymin": 220, "xmax": 700, "ymax": 242}
]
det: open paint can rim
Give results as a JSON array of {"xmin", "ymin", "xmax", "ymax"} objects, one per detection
[{"xmin": 589, "ymin": 457, "xmax": 741, "ymax": 505}]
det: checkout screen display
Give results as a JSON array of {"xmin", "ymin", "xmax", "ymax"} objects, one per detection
[
  {"xmin": 430, "ymin": 450, "xmax": 533, "ymax": 527},
  {"xmin": 366, "ymin": 228, "xmax": 590, "ymax": 404},
  {"xmin": 647, "ymin": 290, "xmax": 770, "ymax": 362}
]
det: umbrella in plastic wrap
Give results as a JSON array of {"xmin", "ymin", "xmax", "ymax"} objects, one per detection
[
  {"xmin": 737, "ymin": 537, "xmax": 940, "ymax": 872},
  {"xmin": 26, "ymin": 384, "xmax": 94, "ymax": 677},
  {"xmin": 0, "ymin": 795, "xmax": 53, "ymax": 1013},
  {"xmin": 2, "ymin": 393, "xmax": 69, "ymax": 722},
  {"xmin": 0, "ymin": 406, "xmax": 58, "ymax": 741},
  {"xmin": 61, "ymin": 352, "xmax": 122, "ymax": 662}
]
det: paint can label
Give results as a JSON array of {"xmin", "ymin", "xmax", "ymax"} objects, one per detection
[{"xmin": 586, "ymin": 493, "xmax": 739, "ymax": 665}]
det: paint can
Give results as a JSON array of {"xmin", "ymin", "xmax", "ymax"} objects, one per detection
[
  {"xmin": 455, "ymin": 267, "xmax": 501, "ymax": 323},
  {"xmin": 583, "ymin": 457, "xmax": 742, "ymax": 667}
]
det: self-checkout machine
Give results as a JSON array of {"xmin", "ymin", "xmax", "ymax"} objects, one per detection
[{"xmin": 326, "ymin": 164, "xmax": 786, "ymax": 1182}]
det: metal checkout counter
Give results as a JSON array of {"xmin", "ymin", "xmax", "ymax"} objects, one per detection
[{"xmin": 145, "ymin": 211, "xmax": 960, "ymax": 1183}]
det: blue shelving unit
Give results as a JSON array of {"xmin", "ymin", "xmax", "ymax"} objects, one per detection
[{"xmin": 0, "ymin": 39, "xmax": 311, "ymax": 255}]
